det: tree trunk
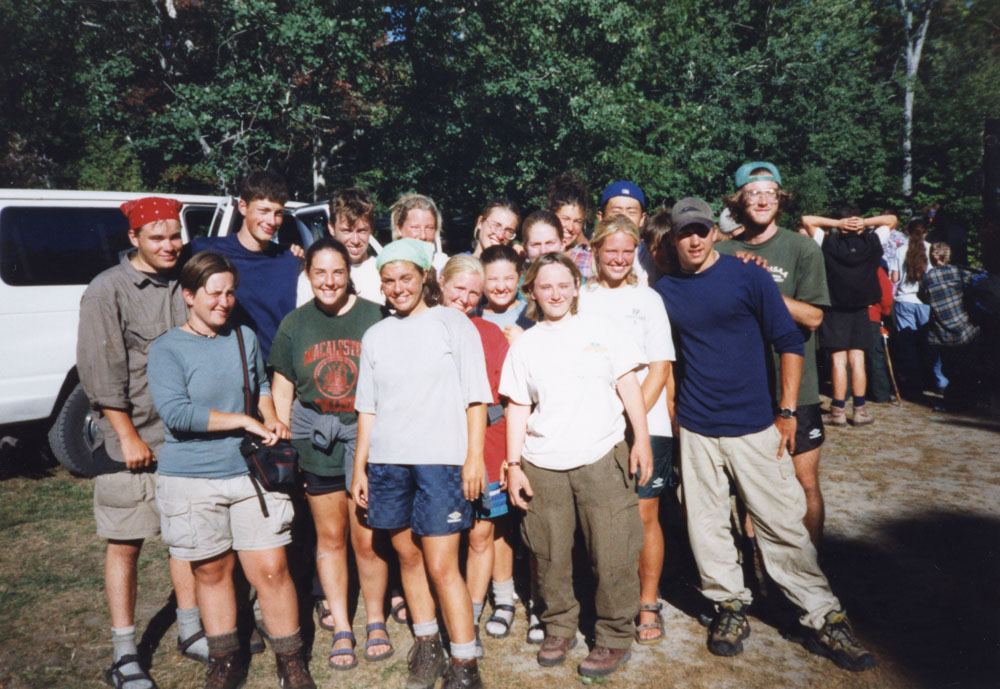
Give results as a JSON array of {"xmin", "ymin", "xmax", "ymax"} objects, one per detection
[{"xmin": 900, "ymin": 0, "xmax": 935, "ymax": 205}]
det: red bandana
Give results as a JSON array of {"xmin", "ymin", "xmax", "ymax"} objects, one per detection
[{"xmin": 120, "ymin": 197, "xmax": 182, "ymax": 230}]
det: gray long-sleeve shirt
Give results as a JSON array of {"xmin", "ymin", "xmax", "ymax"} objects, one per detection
[{"xmin": 76, "ymin": 252, "xmax": 188, "ymax": 462}]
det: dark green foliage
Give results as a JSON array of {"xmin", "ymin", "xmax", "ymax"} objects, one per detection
[{"xmin": 1, "ymin": 0, "xmax": 996, "ymax": 257}]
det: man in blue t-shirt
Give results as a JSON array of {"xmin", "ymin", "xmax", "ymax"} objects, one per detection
[
  {"xmin": 189, "ymin": 171, "xmax": 301, "ymax": 360},
  {"xmin": 655, "ymin": 198, "xmax": 875, "ymax": 673}
]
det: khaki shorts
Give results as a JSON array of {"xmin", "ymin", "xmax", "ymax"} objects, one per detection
[
  {"xmin": 94, "ymin": 471, "xmax": 160, "ymax": 540},
  {"xmin": 155, "ymin": 474, "xmax": 294, "ymax": 562}
]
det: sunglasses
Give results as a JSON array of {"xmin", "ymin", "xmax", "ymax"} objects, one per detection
[{"xmin": 675, "ymin": 224, "xmax": 712, "ymax": 239}]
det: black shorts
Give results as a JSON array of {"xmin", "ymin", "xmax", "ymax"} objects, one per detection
[
  {"xmin": 819, "ymin": 308, "xmax": 873, "ymax": 350},
  {"xmin": 302, "ymin": 470, "xmax": 347, "ymax": 496},
  {"xmin": 793, "ymin": 403, "xmax": 824, "ymax": 455}
]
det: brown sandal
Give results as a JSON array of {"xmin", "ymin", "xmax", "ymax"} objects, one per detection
[{"xmin": 636, "ymin": 602, "xmax": 665, "ymax": 645}]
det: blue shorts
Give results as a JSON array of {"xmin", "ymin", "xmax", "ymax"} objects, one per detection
[
  {"xmin": 637, "ymin": 435, "xmax": 675, "ymax": 499},
  {"xmin": 367, "ymin": 464, "xmax": 472, "ymax": 536},
  {"xmin": 473, "ymin": 481, "xmax": 509, "ymax": 520}
]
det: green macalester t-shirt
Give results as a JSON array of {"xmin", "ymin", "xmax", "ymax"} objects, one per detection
[
  {"xmin": 717, "ymin": 228, "xmax": 830, "ymax": 407},
  {"xmin": 268, "ymin": 297, "xmax": 383, "ymax": 476}
]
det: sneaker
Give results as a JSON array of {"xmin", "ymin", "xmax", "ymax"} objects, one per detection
[
  {"xmin": 275, "ymin": 649, "xmax": 317, "ymax": 689},
  {"xmin": 405, "ymin": 635, "xmax": 447, "ymax": 689},
  {"xmin": 828, "ymin": 404, "xmax": 848, "ymax": 427},
  {"xmin": 204, "ymin": 651, "xmax": 248, "ymax": 689},
  {"xmin": 707, "ymin": 599, "xmax": 750, "ymax": 657},
  {"xmin": 441, "ymin": 658, "xmax": 483, "ymax": 689},
  {"xmin": 852, "ymin": 405, "xmax": 874, "ymax": 426},
  {"xmin": 805, "ymin": 610, "xmax": 877, "ymax": 672}
]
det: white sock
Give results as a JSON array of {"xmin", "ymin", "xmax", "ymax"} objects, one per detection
[
  {"xmin": 110, "ymin": 627, "xmax": 153, "ymax": 689},
  {"xmin": 485, "ymin": 578, "xmax": 515, "ymax": 636}
]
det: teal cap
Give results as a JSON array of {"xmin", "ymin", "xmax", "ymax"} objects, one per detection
[
  {"xmin": 734, "ymin": 162, "xmax": 781, "ymax": 189},
  {"xmin": 376, "ymin": 238, "xmax": 434, "ymax": 272}
]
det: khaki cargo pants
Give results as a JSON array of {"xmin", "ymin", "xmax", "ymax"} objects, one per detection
[
  {"xmin": 520, "ymin": 441, "xmax": 643, "ymax": 649},
  {"xmin": 680, "ymin": 425, "xmax": 840, "ymax": 630}
]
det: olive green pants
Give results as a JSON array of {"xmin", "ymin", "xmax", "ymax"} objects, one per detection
[{"xmin": 520, "ymin": 442, "xmax": 642, "ymax": 649}]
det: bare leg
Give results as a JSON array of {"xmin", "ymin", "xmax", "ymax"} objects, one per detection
[
  {"xmin": 307, "ymin": 491, "xmax": 352, "ymax": 665},
  {"xmin": 491, "ymin": 517, "xmax": 514, "ymax": 584},
  {"xmin": 831, "ymin": 350, "xmax": 848, "ymax": 401},
  {"xmin": 192, "ymin": 552, "xmax": 237, "ymax": 635},
  {"xmin": 239, "ymin": 548, "xmax": 299, "ymax": 637},
  {"xmin": 390, "ymin": 528, "xmax": 437, "ymax": 626},
  {"xmin": 791, "ymin": 448, "xmax": 824, "ymax": 546},
  {"xmin": 421, "ymin": 533, "xmax": 474, "ymax": 645},
  {"xmin": 169, "ymin": 556, "xmax": 198, "ymax": 610},
  {"xmin": 465, "ymin": 519, "xmax": 495, "ymax": 607},
  {"xmin": 848, "ymin": 348, "xmax": 867, "ymax": 397},
  {"xmin": 637, "ymin": 497, "xmax": 664, "ymax": 641},
  {"xmin": 106, "ymin": 539, "xmax": 142, "ymax": 628},
  {"xmin": 348, "ymin": 498, "xmax": 390, "ymax": 655}
]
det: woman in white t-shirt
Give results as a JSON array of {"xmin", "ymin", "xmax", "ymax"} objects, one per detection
[
  {"xmin": 351, "ymin": 238, "xmax": 492, "ymax": 688},
  {"xmin": 578, "ymin": 215, "xmax": 675, "ymax": 646},
  {"xmin": 892, "ymin": 219, "xmax": 937, "ymax": 397},
  {"xmin": 499, "ymin": 252, "xmax": 653, "ymax": 678},
  {"xmin": 389, "ymin": 193, "xmax": 449, "ymax": 273}
]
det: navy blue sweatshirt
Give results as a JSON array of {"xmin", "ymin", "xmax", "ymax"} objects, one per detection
[
  {"xmin": 190, "ymin": 234, "xmax": 300, "ymax": 360},
  {"xmin": 654, "ymin": 253, "xmax": 804, "ymax": 437}
]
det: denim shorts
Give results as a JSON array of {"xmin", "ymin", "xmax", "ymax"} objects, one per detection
[
  {"xmin": 366, "ymin": 463, "xmax": 472, "ymax": 536},
  {"xmin": 638, "ymin": 435, "xmax": 675, "ymax": 499}
]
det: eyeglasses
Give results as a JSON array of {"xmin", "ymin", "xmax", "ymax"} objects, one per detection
[
  {"xmin": 486, "ymin": 219, "xmax": 517, "ymax": 239},
  {"xmin": 744, "ymin": 189, "xmax": 778, "ymax": 202}
]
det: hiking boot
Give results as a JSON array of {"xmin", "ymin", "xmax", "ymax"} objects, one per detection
[
  {"xmin": 707, "ymin": 599, "xmax": 750, "ymax": 657},
  {"xmin": 537, "ymin": 634, "xmax": 577, "ymax": 667},
  {"xmin": 440, "ymin": 658, "xmax": 483, "ymax": 689},
  {"xmin": 405, "ymin": 635, "xmax": 447, "ymax": 689},
  {"xmin": 852, "ymin": 405, "xmax": 874, "ymax": 426},
  {"xmin": 805, "ymin": 610, "xmax": 877, "ymax": 672},
  {"xmin": 828, "ymin": 405, "xmax": 848, "ymax": 427},
  {"xmin": 578, "ymin": 646, "xmax": 631, "ymax": 678},
  {"xmin": 276, "ymin": 648, "xmax": 316, "ymax": 689},
  {"xmin": 204, "ymin": 651, "xmax": 248, "ymax": 689}
]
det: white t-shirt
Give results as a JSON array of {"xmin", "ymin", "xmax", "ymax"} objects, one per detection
[
  {"xmin": 352, "ymin": 255, "xmax": 384, "ymax": 305},
  {"xmin": 355, "ymin": 306, "xmax": 492, "ymax": 466},
  {"xmin": 891, "ymin": 239, "xmax": 931, "ymax": 304},
  {"xmin": 578, "ymin": 283, "xmax": 675, "ymax": 437},
  {"xmin": 295, "ymin": 254, "xmax": 385, "ymax": 307},
  {"xmin": 499, "ymin": 313, "xmax": 640, "ymax": 471}
]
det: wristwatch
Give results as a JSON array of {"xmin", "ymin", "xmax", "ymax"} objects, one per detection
[{"xmin": 778, "ymin": 407, "xmax": 795, "ymax": 419}]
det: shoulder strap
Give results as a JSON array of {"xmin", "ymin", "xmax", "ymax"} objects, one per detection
[{"xmin": 234, "ymin": 327, "xmax": 253, "ymax": 417}]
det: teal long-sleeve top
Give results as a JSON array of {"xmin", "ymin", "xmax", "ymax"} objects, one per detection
[{"xmin": 148, "ymin": 325, "xmax": 270, "ymax": 478}]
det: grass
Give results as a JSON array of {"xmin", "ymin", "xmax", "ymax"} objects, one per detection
[{"xmin": 2, "ymin": 400, "xmax": 999, "ymax": 688}]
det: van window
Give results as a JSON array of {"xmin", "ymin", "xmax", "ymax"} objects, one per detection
[
  {"xmin": 183, "ymin": 206, "xmax": 217, "ymax": 239},
  {"xmin": 0, "ymin": 207, "xmax": 131, "ymax": 286}
]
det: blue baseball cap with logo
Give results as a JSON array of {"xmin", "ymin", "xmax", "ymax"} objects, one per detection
[
  {"xmin": 734, "ymin": 162, "xmax": 782, "ymax": 189},
  {"xmin": 599, "ymin": 181, "xmax": 646, "ymax": 211}
]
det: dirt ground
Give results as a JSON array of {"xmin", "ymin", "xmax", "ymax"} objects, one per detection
[{"xmin": 1, "ymin": 396, "xmax": 999, "ymax": 689}]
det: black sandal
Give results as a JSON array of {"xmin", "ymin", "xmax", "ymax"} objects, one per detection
[
  {"xmin": 389, "ymin": 598, "xmax": 408, "ymax": 625},
  {"xmin": 104, "ymin": 654, "xmax": 158, "ymax": 689},
  {"xmin": 176, "ymin": 629, "xmax": 210, "ymax": 666},
  {"xmin": 315, "ymin": 599, "xmax": 336, "ymax": 631},
  {"xmin": 485, "ymin": 603, "xmax": 515, "ymax": 639}
]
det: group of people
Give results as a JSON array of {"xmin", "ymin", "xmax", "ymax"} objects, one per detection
[{"xmin": 79, "ymin": 164, "xmax": 896, "ymax": 689}]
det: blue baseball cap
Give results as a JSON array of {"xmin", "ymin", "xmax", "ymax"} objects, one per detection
[
  {"xmin": 734, "ymin": 162, "xmax": 782, "ymax": 189},
  {"xmin": 599, "ymin": 181, "xmax": 646, "ymax": 211}
]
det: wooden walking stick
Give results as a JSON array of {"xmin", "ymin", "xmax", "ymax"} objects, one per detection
[{"xmin": 881, "ymin": 325, "xmax": 902, "ymax": 406}]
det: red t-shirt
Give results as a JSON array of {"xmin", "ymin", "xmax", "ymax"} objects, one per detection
[
  {"xmin": 868, "ymin": 266, "xmax": 894, "ymax": 322},
  {"xmin": 471, "ymin": 317, "xmax": 509, "ymax": 482}
]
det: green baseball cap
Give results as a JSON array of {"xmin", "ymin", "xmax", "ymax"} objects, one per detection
[{"xmin": 734, "ymin": 162, "xmax": 781, "ymax": 189}]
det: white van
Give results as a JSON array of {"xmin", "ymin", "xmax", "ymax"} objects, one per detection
[{"xmin": 0, "ymin": 190, "xmax": 330, "ymax": 473}]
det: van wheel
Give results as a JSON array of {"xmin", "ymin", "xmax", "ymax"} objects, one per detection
[{"xmin": 47, "ymin": 383, "xmax": 99, "ymax": 475}]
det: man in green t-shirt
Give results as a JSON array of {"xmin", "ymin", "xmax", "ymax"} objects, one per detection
[{"xmin": 719, "ymin": 162, "xmax": 830, "ymax": 547}]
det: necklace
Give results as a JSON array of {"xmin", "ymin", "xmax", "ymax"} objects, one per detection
[{"xmin": 183, "ymin": 319, "xmax": 217, "ymax": 338}]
